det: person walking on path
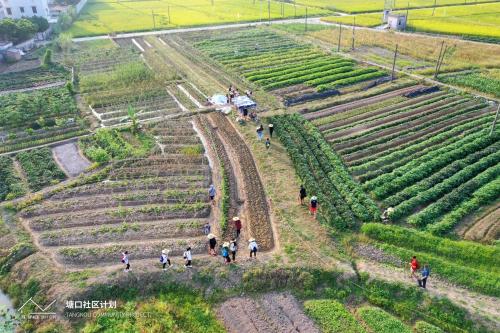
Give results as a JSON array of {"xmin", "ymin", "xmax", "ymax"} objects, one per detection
[
  {"xmin": 222, "ymin": 242, "xmax": 231, "ymax": 264},
  {"xmin": 160, "ymin": 249, "xmax": 172, "ymax": 271},
  {"xmin": 207, "ymin": 234, "xmax": 217, "ymax": 256},
  {"xmin": 121, "ymin": 251, "xmax": 130, "ymax": 272},
  {"xmin": 299, "ymin": 185, "xmax": 307, "ymax": 205},
  {"xmin": 248, "ymin": 238, "xmax": 258, "ymax": 259},
  {"xmin": 268, "ymin": 124, "xmax": 274, "ymax": 138},
  {"xmin": 256, "ymin": 125, "xmax": 264, "ymax": 140},
  {"xmin": 309, "ymin": 196, "xmax": 319, "ymax": 219},
  {"xmin": 265, "ymin": 137, "xmax": 271, "ymax": 150},
  {"xmin": 233, "ymin": 217, "xmax": 242, "ymax": 238},
  {"xmin": 418, "ymin": 264, "xmax": 430, "ymax": 288},
  {"xmin": 209, "ymin": 184, "xmax": 216, "ymax": 205},
  {"xmin": 230, "ymin": 239, "xmax": 238, "ymax": 262},
  {"xmin": 184, "ymin": 247, "xmax": 193, "ymax": 268},
  {"xmin": 410, "ymin": 256, "xmax": 420, "ymax": 279}
]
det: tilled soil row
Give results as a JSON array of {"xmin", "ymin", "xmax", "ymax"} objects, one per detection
[
  {"xmin": 55, "ymin": 237, "xmax": 207, "ymax": 267},
  {"xmin": 218, "ymin": 293, "xmax": 319, "ymax": 333},
  {"xmin": 23, "ymin": 193, "xmax": 207, "ymax": 218},
  {"xmin": 28, "ymin": 205, "xmax": 211, "ymax": 231},
  {"xmin": 463, "ymin": 206, "xmax": 500, "ymax": 242},
  {"xmin": 39, "ymin": 219, "xmax": 206, "ymax": 247},
  {"xmin": 303, "ymin": 85, "xmax": 423, "ymax": 120},
  {"xmin": 197, "ymin": 115, "xmax": 240, "ymax": 239},
  {"xmin": 210, "ymin": 113, "xmax": 273, "ymax": 250},
  {"xmin": 108, "ymin": 167, "xmax": 210, "ymax": 180}
]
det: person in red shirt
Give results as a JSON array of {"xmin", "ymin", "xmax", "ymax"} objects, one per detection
[
  {"xmin": 410, "ymin": 256, "xmax": 420, "ymax": 279},
  {"xmin": 233, "ymin": 216, "xmax": 242, "ymax": 238}
]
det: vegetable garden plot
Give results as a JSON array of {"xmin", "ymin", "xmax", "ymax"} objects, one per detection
[
  {"xmin": 15, "ymin": 148, "xmax": 67, "ymax": 192},
  {"xmin": 0, "ymin": 156, "xmax": 26, "ymax": 202},
  {"xmin": 0, "ymin": 65, "xmax": 68, "ymax": 92},
  {"xmin": 0, "ymin": 86, "xmax": 88, "ymax": 153},
  {"xmin": 307, "ymin": 85, "xmax": 499, "ymax": 234},
  {"xmin": 218, "ymin": 293, "xmax": 319, "ymax": 333},
  {"xmin": 190, "ymin": 28, "xmax": 386, "ymax": 98},
  {"xmin": 20, "ymin": 119, "xmax": 215, "ymax": 268}
]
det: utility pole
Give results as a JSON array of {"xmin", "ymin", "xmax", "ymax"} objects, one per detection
[
  {"xmin": 152, "ymin": 10, "xmax": 156, "ymax": 29},
  {"xmin": 268, "ymin": 0, "xmax": 271, "ymax": 25},
  {"xmin": 337, "ymin": 23, "xmax": 342, "ymax": 52},
  {"xmin": 351, "ymin": 17, "xmax": 356, "ymax": 50},
  {"xmin": 434, "ymin": 41, "xmax": 444, "ymax": 78},
  {"xmin": 432, "ymin": 0, "xmax": 437, "ymax": 16},
  {"xmin": 168, "ymin": 6, "xmax": 171, "ymax": 25},
  {"xmin": 305, "ymin": 7, "xmax": 308, "ymax": 32},
  {"xmin": 436, "ymin": 45, "xmax": 448, "ymax": 77},
  {"xmin": 491, "ymin": 104, "xmax": 500, "ymax": 136},
  {"xmin": 405, "ymin": 2, "xmax": 409, "ymax": 31},
  {"xmin": 391, "ymin": 44, "xmax": 398, "ymax": 81}
]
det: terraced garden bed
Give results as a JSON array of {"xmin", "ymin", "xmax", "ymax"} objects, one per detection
[{"xmin": 0, "ymin": 65, "xmax": 68, "ymax": 92}]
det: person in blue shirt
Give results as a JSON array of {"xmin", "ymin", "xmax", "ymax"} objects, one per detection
[
  {"xmin": 419, "ymin": 264, "xmax": 430, "ymax": 289},
  {"xmin": 208, "ymin": 184, "xmax": 216, "ymax": 205}
]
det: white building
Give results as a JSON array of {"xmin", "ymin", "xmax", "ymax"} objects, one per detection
[
  {"xmin": 387, "ymin": 13, "xmax": 407, "ymax": 30},
  {"xmin": 0, "ymin": 0, "xmax": 50, "ymax": 19}
]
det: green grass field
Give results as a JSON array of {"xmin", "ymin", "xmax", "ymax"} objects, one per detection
[
  {"xmin": 297, "ymin": 0, "xmax": 495, "ymax": 13},
  {"xmin": 322, "ymin": 2, "xmax": 500, "ymax": 39},
  {"xmin": 69, "ymin": 0, "xmax": 330, "ymax": 37}
]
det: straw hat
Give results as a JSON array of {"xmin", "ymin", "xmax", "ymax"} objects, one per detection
[
  {"xmin": 268, "ymin": 124, "xmax": 273, "ymax": 127},
  {"xmin": 232, "ymin": 217, "xmax": 239, "ymax": 221},
  {"xmin": 207, "ymin": 233, "xmax": 216, "ymax": 239},
  {"xmin": 311, "ymin": 196, "xmax": 318, "ymax": 201},
  {"xmin": 162, "ymin": 249, "xmax": 169, "ymax": 255},
  {"xmin": 223, "ymin": 242, "xmax": 230, "ymax": 247},
  {"xmin": 248, "ymin": 238, "xmax": 255, "ymax": 243}
]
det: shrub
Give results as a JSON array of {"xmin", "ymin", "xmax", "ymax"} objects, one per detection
[{"xmin": 414, "ymin": 321, "xmax": 444, "ymax": 333}]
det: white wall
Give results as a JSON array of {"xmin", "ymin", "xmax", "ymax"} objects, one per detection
[{"xmin": 0, "ymin": 0, "xmax": 50, "ymax": 19}]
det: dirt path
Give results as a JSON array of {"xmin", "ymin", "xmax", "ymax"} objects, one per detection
[
  {"xmin": 218, "ymin": 292, "xmax": 319, "ymax": 333},
  {"xmin": 52, "ymin": 141, "xmax": 91, "ymax": 177},
  {"xmin": 357, "ymin": 260, "xmax": 500, "ymax": 330}
]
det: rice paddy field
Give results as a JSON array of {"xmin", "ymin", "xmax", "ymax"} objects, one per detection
[
  {"xmin": 322, "ymin": 2, "xmax": 500, "ymax": 41},
  {"xmin": 68, "ymin": 0, "xmax": 329, "ymax": 37}
]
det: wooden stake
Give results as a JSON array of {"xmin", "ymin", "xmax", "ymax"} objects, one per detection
[
  {"xmin": 305, "ymin": 7, "xmax": 308, "ymax": 32},
  {"xmin": 436, "ymin": 45, "xmax": 448, "ymax": 77},
  {"xmin": 337, "ymin": 23, "xmax": 342, "ymax": 52},
  {"xmin": 152, "ymin": 10, "xmax": 156, "ymax": 29},
  {"xmin": 432, "ymin": 0, "xmax": 437, "ymax": 16},
  {"xmin": 351, "ymin": 17, "xmax": 356, "ymax": 50},
  {"xmin": 434, "ymin": 41, "xmax": 444, "ymax": 78}
]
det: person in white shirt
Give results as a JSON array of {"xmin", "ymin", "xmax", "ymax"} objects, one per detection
[
  {"xmin": 230, "ymin": 240, "xmax": 238, "ymax": 262},
  {"xmin": 160, "ymin": 249, "xmax": 171, "ymax": 271},
  {"xmin": 183, "ymin": 247, "xmax": 193, "ymax": 267},
  {"xmin": 248, "ymin": 238, "xmax": 258, "ymax": 259},
  {"xmin": 121, "ymin": 251, "xmax": 130, "ymax": 272}
]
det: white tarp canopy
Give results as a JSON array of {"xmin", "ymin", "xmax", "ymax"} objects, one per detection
[
  {"xmin": 209, "ymin": 94, "xmax": 228, "ymax": 105},
  {"xmin": 232, "ymin": 95, "xmax": 256, "ymax": 110}
]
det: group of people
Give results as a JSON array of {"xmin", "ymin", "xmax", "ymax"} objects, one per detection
[
  {"xmin": 256, "ymin": 124, "xmax": 273, "ymax": 150},
  {"xmin": 121, "ymin": 247, "xmax": 193, "ymax": 273},
  {"xmin": 299, "ymin": 185, "xmax": 319, "ymax": 219},
  {"xmin": 410, "ymin": 256, "xmax": 431, "ymax": 288}
]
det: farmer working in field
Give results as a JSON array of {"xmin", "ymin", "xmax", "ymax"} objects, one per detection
[
  {"xmin": 160, "ymin": 249, "xmax": 171, "ymax": 271},
  {"xmin": 121, "ymin": 251, "xmax": 130, "ymax": 272},
  {"xmin": 209, "ymin": 184, "xmax": 216, "ymax": 205},
  {"xmin": 248, "ymin": 238, "xmax": 258, "ymax": 259},
  {"xmin": 222, "ymin": 242, "xmax": 231, "ymax": 264},
  {"xmin": 410, "ymin": 256, "xmax": 420, "ymax": 280},
  {"xmin": 418, "ymin": 264, "xmax": 431, "ymax": 289},
  {"xmin": 309, "ymin": 196, "xmax": 319, "ymax": 219},
  {"xmin": 299, "ymin": 185, "xmax": 307, "ymax": 205},
  {"xmin": 184, "ymin": 247, "xmax": 193, "ymax": 268},
  {"xmin": 233, "ymin": 217, "xmax": 242, "ymax": 238},
  {"xmin": 230, "ymin": 239, "xmax": 238, "ymax": 262},
  {"xmin": 207, "ymin": 233, "xmax": 217, "ymax": 256}
]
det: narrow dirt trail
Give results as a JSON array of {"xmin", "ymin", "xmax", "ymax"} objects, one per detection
[{"xmin": 357, "ymin": 260, "xmax": 500, "ymax": 329}]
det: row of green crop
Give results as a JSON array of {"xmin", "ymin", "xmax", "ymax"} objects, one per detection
[
  {"xmin": 361, "ymin": 223, "xmax": 499, "ymax": 272},
  {"xmin": 331, "ymin": 97, "xmax": 471, "ymax": 145},
  {"xmin": 408, "ymin": 164, "xmax": 500, "ymax": 227},
  {"xmin": 242, "ymin": 54, "xmax": 332, "ymax": 79},
  {"xmin": 364, "ymin": 129, "xmax": 497, "ymax": 199},
  {"xmin": 384, "ymin": 140, "xmax": 497, "ymax": 207},
  {"xmin": 357, "ymin": 306, "xmax": 412, "ymax": 333},
  {"xmin": 351, "ymin": 113, "xmax": 492, "ymax": 175},
  {"xmin": 326, "ymin": 93, "xmax": 454, "ymax": 137},
  {"xmin": 368, "ymin": 241, "xmax": 500, "ymax": 297},
  {"xmin": 249, "ymin": 59, "xmax": 352, "ymax": 84},
  {"xmin": 337, "ymin": 101, "xmax": 489, "ymax": 156},
  {"xmin": 225, "ymin": 47, "xmax": 315, "ymax": 68},
  {"xmin": 271, "ymin": 114, "xmax": 379, "ymax": 228},
  {"xmin": 0, "ymin": 156, "xmax": 26, "ymax": 201},
  {"xmin": 304, "ymin": 299, "xmax": 366, "ymax": 333},
  {"xmin": 316, "ymin": 71, "xmax": 386, "ymax": 92},
  {"xmin": 0, "ymin": 64, "xmax": 68, "ymax": 91},
  {"xmin": 16, "ymin": 148, "xmax": 66, "ymax": 192},
  {"xmin": 427, "ymin": 177, "xmax": 500, "ymax": 235},
  {"xmin": 390, "ymin": 149, "xmax": 500, "ymax": 221}
]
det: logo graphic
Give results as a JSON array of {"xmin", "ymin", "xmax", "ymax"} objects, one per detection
[{"xmin": 18, "ymin": 298, "xmax": 56, "ymax": 317}]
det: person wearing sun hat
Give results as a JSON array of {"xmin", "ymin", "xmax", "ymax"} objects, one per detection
[
  {"xmin": 232, "ymin": 216, "xmax": 242, "ymax": 238},
  {"xmin": 309, "ymin": 195, "xmax": 319, "ymax": 219},
  {"xmin": 248, "ymin": 238, "xmax": 258, "ymax": 259},
  {"xmin": 268, "ymin": 123, "xmax": 274, "ymax": 138},
  {"xmin": 222, "ymin": 242, "xmax": 231, "ymax": 264},
  {"xmin": 160, "ymin": 249, "xmax": 171, "ymax": 271},
  {"xmin": 229, "ymin": 239, "xmax": 238, "ymax": 262},
  {"xmin": 207, "ymin": 233, "xmax": 217, "ymax": 256}
]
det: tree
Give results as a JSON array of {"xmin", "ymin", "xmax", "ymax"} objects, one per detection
[
  {"xmin": 11, "ymin": 19, "xmax": 37, "ymax": 43},
  {"xmin": 42, "ymin": 49, "xmax": 52, "ymax": 67},
  {"xmin": 29, "ymin": 16, "xmax": 49, "ymax": 32},
  {"xmin": 127, "ymin": 106, "xmax": 139, "ymax": 135},
  {"xmin": 56, "ymin": 32, "xmax": 73, "ymax": 53}
]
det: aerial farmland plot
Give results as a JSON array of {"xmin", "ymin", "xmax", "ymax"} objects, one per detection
[{"xmin": 1, "ymin": 4, "xmax": 500, "ymax": 332}]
